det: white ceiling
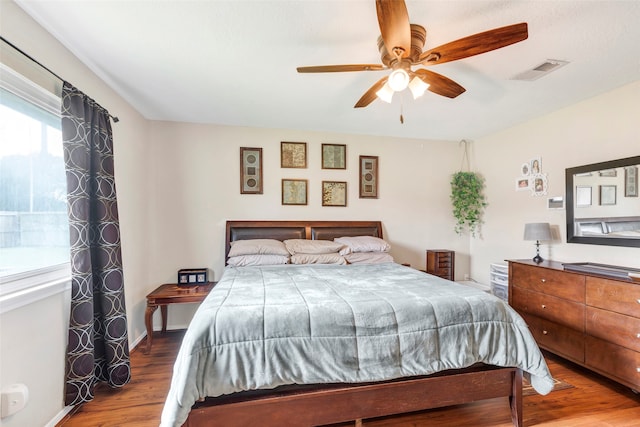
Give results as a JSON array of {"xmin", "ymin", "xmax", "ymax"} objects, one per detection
[{"xmin": 16, "ymin": 0, "xmax": 640, "ymax": 141}]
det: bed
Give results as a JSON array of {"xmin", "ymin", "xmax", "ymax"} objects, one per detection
[{"xmin": 160, "ymin": 220, "xmax": 554, "ymax": 427}]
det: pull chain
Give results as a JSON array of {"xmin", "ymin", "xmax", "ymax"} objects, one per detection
[{"xmin": 400, "ymin": 100, "xmax": 404, "ymax": 124}]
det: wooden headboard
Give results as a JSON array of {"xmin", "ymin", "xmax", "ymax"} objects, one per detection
[{"xmin": 225, "ymin": 220, "xmax": 383, "ymax": 260}]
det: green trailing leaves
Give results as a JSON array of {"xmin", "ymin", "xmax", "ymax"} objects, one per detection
[{"xmin": 450, "ymin": 171, "xmax": 487, "ymax": 236}]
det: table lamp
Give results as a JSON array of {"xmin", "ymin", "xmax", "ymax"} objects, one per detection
[{"xmin": 524, "ymin": 223, "xmax": 552, "ymax": 263}]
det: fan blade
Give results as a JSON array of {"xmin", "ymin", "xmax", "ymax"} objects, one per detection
[
  {"xmin": 354, "ymin": 76, "xmax": 388, "ymax": 108},
  {"xmin": 297, "ymin": 64, "xmax": 385, "ymax": 73},
  {"xmin": 418, "ymin": 23, "xmax": 528, "ymax": 65},
  {"xmin": 376, "ymin": 0, "xmax": 411, "ymax": 58},
  {"xmin": 414, "ymin": 69, "xmax": 466, "ymax": 98}
]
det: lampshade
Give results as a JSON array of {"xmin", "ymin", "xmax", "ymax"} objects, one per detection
[
  {"xmin": 387, "ymin": 69, "xmax": 410, "ymax": 91},
  {"xmin": 375, "ymin": 83, "xmax": 394, "ymax": 103},
  {"xmin": 408, "ymin": 76, "xmax": 429, "ymax": 99},
  {"xmin": 523, "ymin": 223, "xmax": 552, "ymax": 241}
]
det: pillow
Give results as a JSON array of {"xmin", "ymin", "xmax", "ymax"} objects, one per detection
[
  {"xmin": 228, "ymin": 239, "xmax": 289, "ymax": 257},
  {"xmin": 344, "ymin": 252, "xmax": 394, "ymax": 265},
  {"xmin": 227, "ymin": 254, "xmax": 289, "ymax": 267},
  {"xmin": 334, "ymin": 236, "xmax": 391, "ymax": 255},
  {"xmin": 290, "ymin": 253, "xmax": 347, "ymax": 265},
  {"xmin": 283, "ymin": 239, "xmax": 345, "ymax": 255}
]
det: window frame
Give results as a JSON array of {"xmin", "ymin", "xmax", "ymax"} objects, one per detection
[{"xmin": 0, "ymin": 61, "xmax": 71, "ymax": 312}]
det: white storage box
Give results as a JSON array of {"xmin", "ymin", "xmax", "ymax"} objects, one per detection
[
  {"xmin": 491, "ymin": 282, "xmax": 508, "ymax": 301},
  {"xmin": 490, "ymin": 262, "xmax": 509, "ymax": 302}
]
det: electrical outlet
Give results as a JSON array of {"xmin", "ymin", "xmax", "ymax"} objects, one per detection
[{"xmin": 1, "ymin": 384, "xmax": 29, "ymax": 418}]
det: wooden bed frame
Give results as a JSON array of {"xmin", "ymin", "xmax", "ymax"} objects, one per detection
[{"xmin": 183, "ymin": 220, "xmax": 523, "ymax": 426}]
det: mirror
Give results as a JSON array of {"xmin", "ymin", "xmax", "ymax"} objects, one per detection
[{"xmin": 566, "ymin": 155, "xmax": 640, "ymax": 247}]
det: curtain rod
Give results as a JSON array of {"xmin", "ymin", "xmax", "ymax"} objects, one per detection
[{"xmin": 1, "ymin": 36, "xmax": 119, "ymax": 123}]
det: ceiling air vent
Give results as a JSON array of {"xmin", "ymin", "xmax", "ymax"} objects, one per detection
[{"xmin": 511, "ymin": 59, "xmax": 569, "ymax": 81}]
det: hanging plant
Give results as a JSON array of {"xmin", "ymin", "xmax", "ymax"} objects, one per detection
[{"xmin": 450, "ymin": 171, "xmax": 487, "ymax": 236}]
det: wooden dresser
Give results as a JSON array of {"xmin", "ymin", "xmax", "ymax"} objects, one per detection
[
  {"xmin": 508, "ymin": 259, "xmax": 640, "ymax": 391},
  {"xmin": 426, "ymin": 250, "xmax": 454, "ymax": 281}
]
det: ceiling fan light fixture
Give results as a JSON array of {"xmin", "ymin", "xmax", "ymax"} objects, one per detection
[
  {"xmin": 408, "ymin": 76, "xmax": 429, "ymax": 99},
  {"xmin": 375, "ymin": 83, "xmax": 394, "ymax": 103},
  {"xmin": 387, "ymin": 68, "xmax": 410, "ymax": 91}
]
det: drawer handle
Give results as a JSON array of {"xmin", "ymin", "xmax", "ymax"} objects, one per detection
[
  {"xmin": 542, "ymin": 330, "xmax": 548, "ymax": 335},
  {"xmin": 541, "ymin": 279, "xmax": 546, "ymax": 283},
  {"xmin": 541, "ymin": 304, "xmax": 547, "ymax": 309}
]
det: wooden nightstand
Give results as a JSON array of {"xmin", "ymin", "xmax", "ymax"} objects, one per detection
[
  {"xmin": 426, "ymin": 250, "xmax": 455, "ymax": 281},
  {"xmin": 144, "ymin": 282, "xmax": 216, "ymax": 354}
]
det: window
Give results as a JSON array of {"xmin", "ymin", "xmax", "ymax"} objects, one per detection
[{"xmin": 0, "ymin": 63, "xmax": 69, "ymax": 286}]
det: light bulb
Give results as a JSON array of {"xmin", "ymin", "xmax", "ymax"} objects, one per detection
[
  {"xmin": 375, "ymin": 83, "xmax": 394, "ymax": 103},
  {"xmin": 408, "ymin": 76, "xmax": 429, "ymax": 99},
  {"xmin": 387, "ymin": 69, "xmax": 410, "ymax": 92}
]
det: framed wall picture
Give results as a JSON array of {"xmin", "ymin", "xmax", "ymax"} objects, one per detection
[
  {"xmin": 322, "ymin": 181, "xmax": 347, "ymax": 207},
  {"xmin": 359, "ymin": 155, "xmax": 378, "ymax": 198},
  {"xmin": 625, "ymin": 166, "xmax": 638, "ymax": 197},
  {"xmin": 547, "ymin": 196, "xmax": 564, "ymax": 209},
  {"xmin": 240, "ymin": 147, "xmax": 263, "ymax": 194},
  {"xmin": 576, "ymin": 186, "xmax": 592, "ymax": 207},
  {"xmin": 321, "ymin": 143, "xmax": 346, "ymax": 169},
  {"xmin": 531, "ymin": 173, "xmax": 548, "ymax": 196},
  {"xmin": 282, "ymin": 179, "xmax": 308, "ymax": 205},
  {"xmin": 599, "ymin": 169, "xmax": 617, "ymax": 177},
  {"xmin": 515, "ymin": 177, "xmax": 530, "ymax": 191},
  {"xmin": 599, "ymin": 185, "xmax": 617, "ymax": 205},
  {"xmin": 281, "ymin": 141, "xmax": 307, "ymax": 168},
  {"xmin": 530, "ymin": 157, "xmax": 542, "ymax": 175}
]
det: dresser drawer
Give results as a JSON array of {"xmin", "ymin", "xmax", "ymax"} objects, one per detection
[
  {"xmin": 586, "ymin": 336, "xmax": 640, "ymax": 390},
  {"xmin": 521, "ymin": 313, "xmax": 584, "ymax": 363},
  {"xmin": 511, "ymin": 263, "xmax": 585, "ymax": 302},
  {"xmin": 512, "ymin": 287, "xmax": 585, "ymax": 331},
  {"xmin": 586, "ymin": 276, "xmax": 640, "ymax": 318},
  {"xmin": 426, "ymin": 250, "xmax": 454, "ymax": 281},
  {"xmin": 586, "ymin": 307, "xmax": 640, "ymax": 352}
]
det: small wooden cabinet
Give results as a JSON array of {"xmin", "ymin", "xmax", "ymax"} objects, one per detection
[
  {"xmin": 426, "ymin": 250, "xmax": 454, "ymax": 281},
  {"xmin": 508, "ymin": 259, "xmax": 640, "ymax": 391}
]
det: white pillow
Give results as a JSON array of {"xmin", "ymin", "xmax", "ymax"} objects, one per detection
[
  {"xmin": 344, "ymin": 252, "xmax": 394, "ymax": 265},
  {"xmin": 284, "ymin": 239, "xmax": 345, "ymax": 255},
  {"xmin": 227, "ymin": 254, "xmax": 289, "ymax": 266},
  {"xmin": 228, "ymin": 239, "xmax": 289, "ymax": 257},
  {"xmin": 334, "ymin": 236, "xmax": 391, "ymax": 255},
  {"xmin": 290, "ymin": 253, "xmax": 347, "ymax": 265}
]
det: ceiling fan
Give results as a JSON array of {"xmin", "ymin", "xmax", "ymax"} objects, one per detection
[{"xmin": 297, "ymin": 0, "xmax": 528, "ymax": 108}]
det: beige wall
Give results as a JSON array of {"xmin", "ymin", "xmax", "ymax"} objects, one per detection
[
  {"xmin": 145, "ymin": 122, "xmax": 465, "ymax": 328},
  {"xmin": 472, "ymin": 80, "xmax": 640, "ymax": 285}
]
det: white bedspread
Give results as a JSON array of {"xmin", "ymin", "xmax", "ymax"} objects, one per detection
[{"xmin": 160, "ymin": 263, "xmax": 554, "ymax": 426}]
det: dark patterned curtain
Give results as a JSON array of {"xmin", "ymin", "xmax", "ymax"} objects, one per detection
[{"xmin": 61, "ymin": 82, "xmax": 130, "ymax": 406}]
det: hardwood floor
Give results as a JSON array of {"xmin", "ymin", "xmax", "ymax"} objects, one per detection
[{"xmin": 58, "ymin": 330, "xmax": 640, "ymax": 427}]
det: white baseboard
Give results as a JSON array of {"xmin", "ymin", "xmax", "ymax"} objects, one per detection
[{"xmin": 45, "ymin": 405, "xmax": 74, "ymax": 427}]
